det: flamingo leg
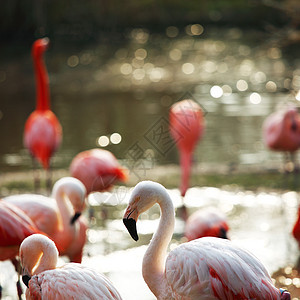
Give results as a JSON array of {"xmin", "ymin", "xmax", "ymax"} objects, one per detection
[
  {"xmin": 291, "ymin": 152, "xmax": 299, "ymax": 189},
  {"xmin": 32, "ymin": 157, "xmax": 40, "ymax": 193},
  {"xmin": 46, "ymin": 165, "xmax": 52, "ymax": 195},
  {"xmin": 11, "ymin": 258, "xmax": 23, "ymax": 300}
]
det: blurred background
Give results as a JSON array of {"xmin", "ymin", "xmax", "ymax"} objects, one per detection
[{"xmin": 0, "ymin": 0, "xmax": 299, "ymax": 177}]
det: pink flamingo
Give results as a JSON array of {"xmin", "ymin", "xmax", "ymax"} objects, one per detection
[
  {"xmin": 4, "ymin": 177, "xmax": 87, "ymax": 263},
  {"xmin": 292, "ymin": 207, "xmax": 300, "ymax": 248},
  {"xmin": 123, "ymin": 181, "xmax": 290, "ymax": 299},
  {"xmin": 0, "ymin": 201, "xmax": 41, "ymax": 299},
  {"xmin": 24, "ymin": 37, "xmax": 62, "ymax": 190},
  {"xmin": 169, "ymin": 99, "xmax": 229, "ymax": 240},
  {"xmin": 262, "ymin": 104, "xmax": 300, "ymax": 172},
  {"xmin": 70, "ymin": 148, "xmax": 128, "ymax": 194},
  {"xmin": 184, "ymin": 207, "xmax": 229, "ymax": 241},
  {"xmin": 169, "ymin": 99, "xmax": 205, "ymax": 198},
  {"xmin": 20, "ymin": 234, "xmax": 123, "ymax": 299}
]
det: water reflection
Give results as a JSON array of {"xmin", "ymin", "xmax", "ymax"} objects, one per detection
[{"xmin": 0, "ymin": 27, "xmax": 299, "ymax": 173}]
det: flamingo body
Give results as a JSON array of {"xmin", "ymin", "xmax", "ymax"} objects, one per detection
[
  {"xmin": 70, "ymin": 149, "xmax": 128, "ymax": 194},
  {"xmin": 123, "ymin": 181, "xmax": 290, "ymax": 300},
  {"xmin": 184, "ymin": 208, "xmax": 229, "ymax": 241},
  {"xmin": 4, "ymin": 177, "xmax": 87, "ymax": 261},
  {"xmin": 24, "ymin": 37, "xmax": 62, "ymax": 170},
  {"xmin": 20, "ymin": 234, "xmax": 122, "ymax": 300},
  {"xmin": 262, "ymin": 106, "xmax": 300, "ymax": 152},
  {"xmin": 166, "ymin": 238, "xmax": 279, "ymax": 299},
  {"xmin": 24, "ymin": 110, "xmax": 62, "ymax": 169},
  {"xmin": 292, "ymin": 207, "xmax": 300, "ymax": 247},
  {"xmin": 0, "ymin": 201, "xmax": 39, "ymax": 260},
  {"xmin": 169, "ymin": 99, "xmax": 205, "ymax": 197}
]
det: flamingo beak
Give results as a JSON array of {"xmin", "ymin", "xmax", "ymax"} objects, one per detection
[
  {"xmin": 219, "ymin": 227, "xmax": 228, "ymax": 239},
  {"xmin": 70, "ymin": 212, "xmax": 81, "ymax": 224},
  {"xmin": 123, "ymin": 218, "xmax": 139, "ymax": 241},
  {"xmin": 22, "ymin": 275, "xmax": 31, "ymax": 288}
]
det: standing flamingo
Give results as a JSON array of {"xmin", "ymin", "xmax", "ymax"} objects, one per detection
[
  {"xmin": 20, "ymin": 234, "xmax": 123, "ymax": 299},
  {"xmin": 262, "ymin": 104, "xmax": 300, "ymax": 173},
  {"xmin": 70, "ymin": 148, "xmax": 128, "ymax": 194},
  {"xmin": 4, "ymin": 177, "xmax": 87, "ymax": 262},
  {"xmin": 24, "ymin": 37, "xmax": 62, "ymax": 191},
  {"xmin": 0, "ymin": 201, "xmax": 41, "ymax": 299},
  {"xmin": 169, "ymin": 99, "xmax": 229, "ymax": 240},
  {"xmin": 123, "ymin": 181, "xmax": 290, "ymax": 299},
  {"xmin": 169, "ymin": 99, "xmax": 205, "ymax": 198}
]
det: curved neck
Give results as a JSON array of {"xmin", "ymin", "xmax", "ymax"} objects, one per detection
[
  {"xmin": 33, "ymin": 51, "xmax": 50, "ymax": 111},
  {"xmin": 179, "ymin": 148, "xmax": 192, "ymax": 197},
  {"xmin": 53, "ymin": 191, "xmax": 76, "ymax": 252},
  {"xmin": 142, "ymin": 192, "xmax": 175, "ymax": 298},
  {"xmin": 33, "ymin": 243, "xmax": 57, "ymax": 275}
]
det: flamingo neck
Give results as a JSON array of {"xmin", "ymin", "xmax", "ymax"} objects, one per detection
[
  {"xmin": 142, "ymin": 191, "xmax": 175, "ymax": 298},
  {"xmin": 53, "ymin": 191, "xmax": 76, "ymax": 251},
  {"xmin": 179, "ymin": 148, "xmax": 192, "ymax": 197},
  {"xmin": 33, "ymin": 51, "xmax": 50, "ymax": 111},
  {"xmin": 33, "ymin": 241, "xmax": 58, "ymax": 275}
]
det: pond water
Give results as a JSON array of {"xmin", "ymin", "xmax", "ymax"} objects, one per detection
[
  {"xmin": 0, "ymin": 26, "xmax": 299, "ymax": 174},
  {"xmin": 0, "ymin": 185, "xmax": 299, "ymax": 299}
]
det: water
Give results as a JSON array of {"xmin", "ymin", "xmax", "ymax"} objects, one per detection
[
  {"xmin": 0, "ymin": 27, "xmax": 299, "ymax": 174},
  {"xmin": 0, "ymin": 185, "xmax": 299, "ymax": 299}
]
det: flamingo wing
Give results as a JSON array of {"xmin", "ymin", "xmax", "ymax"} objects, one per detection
[
  {"xmin": 165, "ymin": 237, "xmax": 280, "ymax": 300},
  {"xmin": 27, "ymin": 264, "xmax": 122, "ymax": 300},
  {"xmin": 4, "ymin": 194, "xmax": 59, "ymax": 236},
  {"xmin": 0, "ymin": 201, "xmax": 39, "ymax": 247}
]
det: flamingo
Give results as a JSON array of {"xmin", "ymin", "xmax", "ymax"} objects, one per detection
[
  {"xmin": 184, "ymin": 207, "xmax": 229, "ymax": 241},
  {"xmin": 169, "ymin": 99, "xmax": 229, "ymax": 240},
  {"xmin": 262, "ymin": 104, "xmax": 300, "ymax": 173},
  {"xmin": 123, "ymin": 181, "xmax": 290, "ymax": 299},
  {"xmin": 20, "ymin": 234, "xmax": 123, "ymax": 299},
  {"xmin": 169, "ymin": 99, "xmax": 205, "ymax": 198},
  {"xmin": 292, "ymin": 206, "xmax": 300, "ymax": 248},
  {"xmin": 70, "ymin": 148, "xmax": 128, "ymax": 194},
  {"xmin": 24, "ymin": 37, "xmax": 62, "ymax": 191},
  {"xmin": 4, "ymin": 177, "xmax": 87, "ymax": 263},
  {"xmin": 0, "ymin": 201, "xmax": 41, "ymax": 299}
]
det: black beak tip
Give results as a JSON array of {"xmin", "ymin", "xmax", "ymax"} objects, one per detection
[
  {"xmin": 70, "ymin": 212, "xmax": 81, "ymax": 225},
  {"xmin": 22, "ymin": 275, "xmax": 31, "ymax": 288},
  {"xmin": 219, "ymin": 227, "xmax": 229, "ymax": 239},
  {"xmin": 123, "ymin": 218, "xmax": 139, "ymax": 241}
]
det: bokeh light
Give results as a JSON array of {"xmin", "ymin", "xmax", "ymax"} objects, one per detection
[
  {"xmin": 182, "ymin": 63, "xmax": 195, "ymax": 74},
  {"xmin": 236, "ymin": 79, "xmax": 248, "ymax": 91},
  {"xmin": 249, "ymin": 92, "xmax": 261, "ymax": 104},
  {"xmin": 166, "ymin": 26, "xmax": 179, "ymax": 38},
  {"xmin": 97, "ymin": 136, "xmax": 109, "ymax": 147},
  {"xmin": 110, "ymin": 133, "xmax": 122, "ymax": 144},
  {"xmin": 67, "ymin": 55, "xmax": 79, "ymax": 67},
  {"xmin": 210, "ymin": 85, "xmax": 223, "ymax": 98}
]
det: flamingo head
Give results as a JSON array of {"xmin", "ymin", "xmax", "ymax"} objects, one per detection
[
  {"xmin": 283, "ymin": 107, "xmax": 300, "ymax": 133},
  {"xmin": 123, "ymin": 181, "xmax": 168, "ymax": 241},
  {"xmin": 52, "ymin": 177, "xmax": 87, "ymax": 225},
  {"xmin": 32, "ymin": 37, "xmax": 50, "ymax": 58},
  {"xmin": 280, "ymin": 288, "xmax": 291, "ymax": 300}
]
